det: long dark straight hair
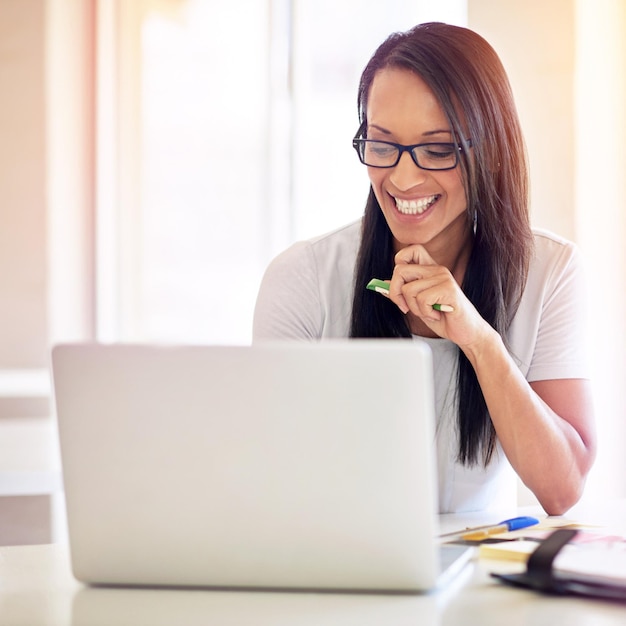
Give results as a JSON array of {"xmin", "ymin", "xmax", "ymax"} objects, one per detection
[{"xmin": 349, "ymin": 23, "xmax": 534, "ymax": 466}]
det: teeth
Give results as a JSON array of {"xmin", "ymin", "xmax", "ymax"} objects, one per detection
[{"xmin": 395, "ymin": 195, "xmax": 438, "ymax": 215}]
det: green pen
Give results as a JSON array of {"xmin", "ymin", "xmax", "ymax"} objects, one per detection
[
  {"xmin": 366, "ymin": 278, "xmax": 454, "ymax": 313},
  {"xmin": 366, "ymin": 278, "xmax": 391, "ymax": 296}
]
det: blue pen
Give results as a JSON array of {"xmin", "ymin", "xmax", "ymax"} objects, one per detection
[{"xmin": 460, "ymin": 516, "xmax": 539, "ymax": 541}]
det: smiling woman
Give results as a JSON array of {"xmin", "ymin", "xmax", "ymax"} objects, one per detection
[{"xmin": 253, "ymin": 22, "xmax": 596, "ymax": 516}]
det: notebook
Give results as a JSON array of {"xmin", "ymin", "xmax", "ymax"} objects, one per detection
[
  {"xmin": 492, "ymin": 528, "xmax": 626, "ymax": 601},
  {"xmin": 51, "ymin": 340, "xmax": 472, "ymax": 592}
]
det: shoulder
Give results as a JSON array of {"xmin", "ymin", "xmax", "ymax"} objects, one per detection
[
  {"xmin": 298, "ymin": 220, "xmax": 362, "ymax": 258},
  {"xmin": 253, "ymin": 221, "xmax": 361, "ymax": 341},
  {"xmin": 529, "ymin": 227, "xmax": 584, "ymax": 284},
  {"xmin": 531, "ymin": 227, "xmax": 581, "ymax": 262},
  {"xmin": 264, "ymin": 220, "xmax": 362, "ymax": 278}
]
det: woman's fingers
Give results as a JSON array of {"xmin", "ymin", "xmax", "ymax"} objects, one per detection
[{"xmin": 389, "ymin": 263, "xmax": 455, "ymax": 318}]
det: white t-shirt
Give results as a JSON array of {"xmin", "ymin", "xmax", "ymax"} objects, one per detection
[{"xmin": 253, "ymin": 220, "xmax": 590, "ymax": 512}]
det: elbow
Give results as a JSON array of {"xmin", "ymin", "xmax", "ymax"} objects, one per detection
[
  {"xmin": 539, "ymin": 483, "xmax": 584, "ymax": 516},
  {"xmin": 536, "ymin": 448, "xmax": 596, "ymax": 516}
]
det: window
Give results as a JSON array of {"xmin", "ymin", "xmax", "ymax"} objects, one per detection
[{"xmin": 96, "ymin": 0, "xmax": 467, "ymax": 344}]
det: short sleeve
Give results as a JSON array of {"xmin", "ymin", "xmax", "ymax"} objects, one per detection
[
  {"xmin": 509, "ymin": 232, "xmax": 591, "ymax": 382},
  {"xmin": 252, "ymin": 221, "xmax": 361, "ymax": 342},
  {"xmin": 252, "ymin": 241, "xmax": 323, "ymax": 341}
]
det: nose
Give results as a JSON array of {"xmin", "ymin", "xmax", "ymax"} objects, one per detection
[{"xmin": 388, "ymin": 151, "xmax": 427, "ymax": 191}]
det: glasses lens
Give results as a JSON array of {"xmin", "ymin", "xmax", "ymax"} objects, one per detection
[
  {"xmin": 414, "ymin": 144, "xmax": 458, "ymax": 170},
  {"xmin": 361, "ymin": 141, "xmax": 399, "ymax": 167}
]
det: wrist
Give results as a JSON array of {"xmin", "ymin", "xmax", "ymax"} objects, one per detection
[{"xmin": 459, "ymin": 324, "xmax": 505, "ymax": 369}]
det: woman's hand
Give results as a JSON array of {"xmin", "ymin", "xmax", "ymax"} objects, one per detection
[{"xmin": 387, "ymin": 244, "xmax": 493, "ymax": 350}]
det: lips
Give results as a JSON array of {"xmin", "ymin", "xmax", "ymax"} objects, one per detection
[{"xmin": 394, "ymin": 195, "xmax": 440, "ymax": 215}]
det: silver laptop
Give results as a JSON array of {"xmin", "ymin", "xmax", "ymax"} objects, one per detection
[{"xmin": 51, "ymin": 340, "xmax": 472, "ymax": 592}]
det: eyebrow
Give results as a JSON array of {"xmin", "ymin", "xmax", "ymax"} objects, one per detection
[
  {"xmin": 368, "ymin": 124, "xmax": 453, "ymax": 138},
  {"xmin": 423, "ymin": 129, "xmax": 453, "ymax": 137}
]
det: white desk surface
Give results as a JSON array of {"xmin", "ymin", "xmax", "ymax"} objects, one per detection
[{"xmin": 1, "ymin": 499, "xmax": 625, "ymax": 626}]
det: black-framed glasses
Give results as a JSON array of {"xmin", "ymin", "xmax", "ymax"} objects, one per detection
[{"xmin": 352, "ymin": 130, "xmax": 471, "ymax": 171}]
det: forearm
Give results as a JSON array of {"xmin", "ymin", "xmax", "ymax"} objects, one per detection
[{"xmin": 461, "ymin": 328, "xmax": 595, "ymax": 514}]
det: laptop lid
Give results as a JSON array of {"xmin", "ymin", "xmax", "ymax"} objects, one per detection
[{"xmin": 52, "ymin": 340, "xmax": 469, "ymax": 592}]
